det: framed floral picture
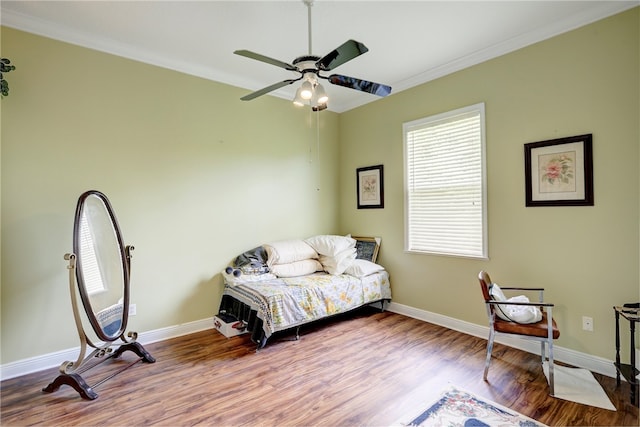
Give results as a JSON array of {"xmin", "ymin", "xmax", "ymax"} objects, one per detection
[
  {"xmin": 524, "ymin": 134, "xmax": 593, "ymax": 207},
  {"xmin": 357, "ymin": 165, "xmax": 384, "ymax": 209}
]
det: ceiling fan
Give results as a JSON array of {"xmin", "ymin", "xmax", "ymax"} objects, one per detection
[{"xmin": 234, "ymin": 0, "xmax": 392, "ymax": 111}]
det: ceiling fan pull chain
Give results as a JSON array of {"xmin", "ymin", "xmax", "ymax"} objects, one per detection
[
  {"xmin": 315, "ymin": 106, "xmax": 321, "ymax": 191},
  {"xmin": 316, "ymin": 107, "xmax": 321, "ymax": 166},
  {"xmin": 308, "ymin": 107, "xmax": 314, "ymax": 164}
]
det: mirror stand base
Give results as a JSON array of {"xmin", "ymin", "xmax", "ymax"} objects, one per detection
[
  {"xmin": 113, "ymin": 341, "xmax": 156, "ymax": 363},
  {"xmin": 42, "ymin": 372, "xmax": 98, "ymax": 400},
  {"xmin": 42, "ymin": 341, "xmax": 155, "ymax": 400}
]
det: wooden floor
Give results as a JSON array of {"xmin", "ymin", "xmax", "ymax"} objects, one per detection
[{"xmin": 1, "ymin": 308, "xmax": 638, "ymax": 426}]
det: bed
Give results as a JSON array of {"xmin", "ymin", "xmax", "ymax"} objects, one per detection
[{"xmin": 217, "ymin": 235, "xmax": 392, "ymax": 349}]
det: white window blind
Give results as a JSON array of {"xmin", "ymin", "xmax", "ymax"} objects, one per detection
[
  {"xmin": 403, "ymin": 103, "xmax": 487, "ymax": 258},
  {"xmin": 79, "ymin": 214, "xmax": 107, "ymax": 295}
]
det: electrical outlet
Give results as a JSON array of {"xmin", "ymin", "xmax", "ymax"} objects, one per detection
[
  {"xmin": 582, "ymin": 316, "xmax": 593, "ymax": 331},
  {"xmin": 129, "ymin": 303, "xmax": 137, "ymax": 316}
]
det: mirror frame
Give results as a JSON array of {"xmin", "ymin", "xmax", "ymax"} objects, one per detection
[{"xmin": 72, "ymin": 190, "xmax": 130, "ymax": 342}]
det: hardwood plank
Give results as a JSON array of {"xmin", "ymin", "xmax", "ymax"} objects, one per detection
[{"xmin": 1, "ymin": 308, "xmax": 638, "ymax": 426}]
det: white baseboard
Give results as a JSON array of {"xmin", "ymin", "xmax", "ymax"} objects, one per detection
[
  {"xmin": 0, "ymin": 306, "xmax": 620, "ymax": 381},
  {"xmin": 0, "ymin": 318, "xmax": 213, "ymax": 381},
  {"xmin": 386, "ymin": 302, "xmax": 618, "ymax": 379}
]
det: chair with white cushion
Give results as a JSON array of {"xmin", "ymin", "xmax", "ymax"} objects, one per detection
[{"xmin": 478, "ymin": 270, "xmax": 560, "ymax": 396}]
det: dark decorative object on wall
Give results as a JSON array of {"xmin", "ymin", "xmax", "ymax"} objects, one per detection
[
  {"xmin": 524, "ymin": 134, "xmax": 593, "ymax": 207},
  {"xmin": 1, "ymin": 58, "xmax": 16, "ymax": 97},
  {"xmin": 357, "ymin": 164, "xmax": 384, "ymax": 209},
  {"xmin": 352, "ymin": 236, "xmax": 381, "ymax": 263}
]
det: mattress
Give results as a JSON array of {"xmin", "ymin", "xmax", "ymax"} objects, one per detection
[{"xmin": 222, "ymin": 270, "xmax": 391, "ymax": 339}]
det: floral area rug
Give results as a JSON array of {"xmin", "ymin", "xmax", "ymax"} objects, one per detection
[{"xmin": 392, "ymin": 386, "xmax": 546, "ymax": 427}]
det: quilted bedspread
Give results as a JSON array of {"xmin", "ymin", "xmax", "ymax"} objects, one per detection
[{"xmin": 223, "ymin": 271, "xmax": 391, "ymax": 338}]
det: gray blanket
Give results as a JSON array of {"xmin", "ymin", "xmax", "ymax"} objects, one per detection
[{"xmin": 233, "ymin": 246, "xmax": 269, "ymax": 274}]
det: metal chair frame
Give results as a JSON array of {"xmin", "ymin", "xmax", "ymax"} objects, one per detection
[{"xmin": 479, "ymin": 270, "xmax": 559, "ymax": 396}]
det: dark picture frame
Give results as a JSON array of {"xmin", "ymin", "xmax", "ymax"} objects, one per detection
[
  {"xmin": 357, "ymin": 165, "xmax": 384, "ymax": 209},
  {"xmin": 524, "ymin": 134, "xmax": 593, "ymax": 207},
  {"xmin": 352, "ymin": 236, "xmax": 381, "ymax": 263}
]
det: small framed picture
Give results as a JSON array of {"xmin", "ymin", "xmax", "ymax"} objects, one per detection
[
  {"xmin": 524, "ymin": 134, "xmax": 593, "ymax": 207},
  {"xmin": 352, "ymin": 236, "xmax": 381, "ymax": 263},
  {"xmin": 357, "ymin": 165, "xmax": 384, "ymax": 209}
]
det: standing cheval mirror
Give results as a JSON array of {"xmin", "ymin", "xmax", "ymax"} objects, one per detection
[{"xmin": 43, "ymin": 190, "xmax": 155, "ymax": 400}]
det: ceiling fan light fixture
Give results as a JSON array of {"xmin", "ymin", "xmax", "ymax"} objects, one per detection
[
  {"xmin": 293, "ymin": 87, "xmax": 306, "ymax": 106},
  {"xmin": 313, "ymin": 83, "xmax": 328, "ymax": 105},
  {"xmin": 300, "ymin": 80, "xmax": 313, "ymax": 100}
]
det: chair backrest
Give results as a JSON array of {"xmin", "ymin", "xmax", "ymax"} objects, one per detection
[{"xmin": 478, "ymin": 270, "xmax": 493, "ymax": 303}]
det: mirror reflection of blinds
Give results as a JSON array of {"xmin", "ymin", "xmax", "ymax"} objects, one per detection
[
  {"xmin": 79, "ymin": 213, "xmax": 107, "ymax": 295},
  {"xmin": 404, "ymin": 103, "xmax": 487, "ymax": 258}
]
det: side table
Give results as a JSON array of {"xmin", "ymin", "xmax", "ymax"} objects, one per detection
[{"xmin": 614, "ymin": 303, "xmax": 639, "ymax": 406}]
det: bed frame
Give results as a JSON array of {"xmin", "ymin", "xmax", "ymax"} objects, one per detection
[{"xmin": 219, "ymin": 294, "xmax": 390, "ymax": 349}]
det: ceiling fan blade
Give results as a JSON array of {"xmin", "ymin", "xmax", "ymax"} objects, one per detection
[
  {"xmin": 327, "ymin": 74, "xmax": 392, "ymax": 97},
  {"xmin": 316, "ymin": 39, "xmax": 369, "ymax": 71},
  {"xmin": 240, "ymin": 79, "xmax": 299, "ymax": 101},
  {"xmin": 234, "ymin": 50, "xmax": 297, "ymax": 71}
]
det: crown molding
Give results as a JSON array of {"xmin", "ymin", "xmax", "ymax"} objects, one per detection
[
  {"xmin": 2, "ymin": 3, "xmax": 637, "ymax": 111},
  {"xmin": 336, "ymin": 2, "xmax": 638, "ymax": 113}
]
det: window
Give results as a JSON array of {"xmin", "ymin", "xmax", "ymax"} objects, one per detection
[
  {"xmin": 79, "ymin": 213, "xmax": 108, "ymax": 295},
  {"xmin": 403, "ymin": 103, "xmax": 487, "ymax": 258}
]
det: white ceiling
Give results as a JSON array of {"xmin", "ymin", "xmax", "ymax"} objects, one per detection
[{"xmin": 2, "ymin": 1, "xmax": 637, "ymax": 112}]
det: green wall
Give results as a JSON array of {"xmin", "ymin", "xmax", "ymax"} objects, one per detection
[
  {"xmin": 1, "ymin": 7, "xmax": 638, "ymax": 369},
  {"xmin": 339, "ymin": 8, "xmax": 639, "ymax": 360},
  {"xmin": 0, "ymin": 27, "xmax": 340, "ymax": 364}
]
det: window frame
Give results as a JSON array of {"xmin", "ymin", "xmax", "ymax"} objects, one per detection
[{"xmin": 403, "ymin": 102, "xmax": 488, "ymax": 259}]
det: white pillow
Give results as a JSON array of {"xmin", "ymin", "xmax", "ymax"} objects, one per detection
[
  {"xmin": 264, "ymin": 240, "xmax": 318, "ymax": 266},
  {"xmin": 271, "ymin": 259, "xmax": 323, "ymax": 278},
  {"xmin": 490, "ymin": 283, "xmax": 542, "ymax": 324},
  {"xmin": 344, "ymin": 259, "xmax": 385, "ymax": 278},
  {"xmin": 319, "ymin": 247, "xmax": 357, "ymax": 275},
  {"xmin": 489, "ymin": 283, "xmax": 508, "ymax": 302},
  {"xmin": 305, "ymin": 235, "xmax": 356, "ymax": 257}
]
